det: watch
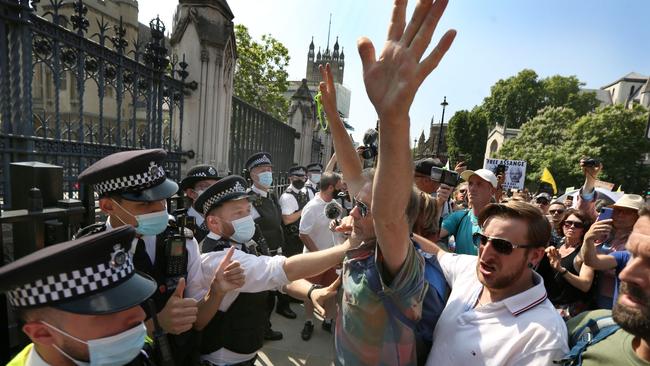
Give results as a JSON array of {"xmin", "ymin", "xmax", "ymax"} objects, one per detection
[{"xmin": 307, "ymin": 284, "xmax": 324, "ymax": 301}]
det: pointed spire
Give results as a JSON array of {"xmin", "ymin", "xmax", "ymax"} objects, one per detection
[
  {"xmin": 316, "ymin": 47, "xmax": 321, "ymax": 60},
  {"xmin": 333, "ymin": 36, "xmax": 340, "ymax": 59},
  {"xmin": 309, "ymin": 36, "xmax": 314, "ymax": 50},
  {"xmin": 340, "ymin": 47, "xmax": 345, "ymax": 59}
]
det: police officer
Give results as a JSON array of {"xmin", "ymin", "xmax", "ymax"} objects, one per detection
[
  {"xmin": 279, "ymin": 166, "xmax": 310, "ymax": 257},
  {"xmin": 76, "ymin": 149, "xmax": 206, "ymax": 365},
  {"xmin": 179, "ymin": 164, "xmax": 223, "ymax": 242},
  {"xmin": 305, "ymin": 163, "xmax": 323, "ymax": 200},
  {"xmin": 2, "ymin": 226, "xmax": 157, "ymax": 365},
  {"xmin": 244, "ymin": 152, "xmax": 295, "ymax": 329},
  {"xmin": 188, "ymin": 175, "xmax": 351, "ymax": 365}
]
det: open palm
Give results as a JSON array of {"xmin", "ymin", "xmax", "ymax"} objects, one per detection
[{"xmin": 358, "ymin": 0, "xmax": 456, "ymax": 121}]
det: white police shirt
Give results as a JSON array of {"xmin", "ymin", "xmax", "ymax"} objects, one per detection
[
  {"xmin": 426, "ymin": 253, "xmax": 569, "ymax": 366},
  {"xmin": 279, "ymin": 185, "xmax": 308, "ymax": 215},
  {"xmin": 187, "ymin": 232, "xmax": 291, "ymax": 365},
  {"xmin": 106, "ymin": 218, "xmax": 205, "ymax": 301},
  {"xmin": 187, "ymin": 205, "xmax": 204, "ymax": 228}
]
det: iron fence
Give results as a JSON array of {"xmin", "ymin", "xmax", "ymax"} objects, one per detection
[
  {"xmin": 0, "ymin": 0, "xmax": 193, "ymax": 209},
  {"xmin": 229, "ymin": 95, "xmax": 297, "ymax": 177}
]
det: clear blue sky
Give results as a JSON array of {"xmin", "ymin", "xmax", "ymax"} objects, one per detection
[{"xmin": 139, "ymin": 0, "xmax": 650, "ymax": 142}]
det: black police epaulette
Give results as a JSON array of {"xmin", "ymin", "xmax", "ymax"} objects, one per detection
[{"xmin": 73, "ymin": 222, "xmax": 107, "ymax": 239}]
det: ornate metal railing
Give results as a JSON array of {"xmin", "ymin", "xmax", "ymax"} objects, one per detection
[
  {"xmin": 229, "ymin": 95, "xmax": 296, "ymax": 177},
  {"xmin": 0, "ymin": 0, "xmax": 193, "ymax": 209}
]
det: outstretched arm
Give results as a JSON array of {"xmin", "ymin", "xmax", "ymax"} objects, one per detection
[
  {"xmin": 282, "ymin": 239, "xmax": 351, "ymax": 281},
  {"xmin": 580, "ymin": 219, "xmax": 617, "ymax": 270},
  {"xmin": 359, "ymin": 0, "xmax": 455, "ymax": 275},
  {"xmin": 319, "ymin": 64, "xmax": 364, "ymax": 197}
]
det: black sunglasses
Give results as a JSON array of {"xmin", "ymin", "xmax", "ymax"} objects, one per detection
[
  {"xmin": 353, "ymin": 199, "xmax": 369, "ymax": 218},
  {"xmin": 549, "ymin": 209, "xmax": 565, "ymax": 215},
  {"xmin": 472, "ymin": 232, "xmax": 533, "ymax": 255},
  {"xmin": 563, "ymin": 220, "xmax": 584, "ymax": 229}
]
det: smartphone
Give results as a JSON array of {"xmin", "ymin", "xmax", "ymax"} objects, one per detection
[{"xmin": 597, "ymin": 207, "xmax": 613, "ymax": 221}]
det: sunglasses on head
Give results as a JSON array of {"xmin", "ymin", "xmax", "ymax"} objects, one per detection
[
  {"xmin": 563, "ymin": 220, "xmax": 584, "ymax": 229},
  {"xmin": 536, "ymin": 199, "xmax": 549, "ymax": 205},
  {"xmin": 472, "ymin": 232, "xmax": 533, "ymax": 255},
  {"xmin": 459, "ymin": 189, "xmax": 467, "ymax": 193},
  {"xmin": 353, "ymin": 199, "xmax": 369, "ymax": 218}
]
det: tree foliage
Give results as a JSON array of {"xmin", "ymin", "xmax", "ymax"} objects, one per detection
[
  {"xmin": 498, "ymin": 104, "xmax": 650, "ymax": 194},
  {"xmin": 233, "ymin": 24, "xmax": 290, "ymax": 121},
  {"xmin": 447, "ymin": 107, "xmax": 488, "ymax": 170},
  {"xmin": 482, "ymin": 69, "xmax": 600, "ymax": 129}
]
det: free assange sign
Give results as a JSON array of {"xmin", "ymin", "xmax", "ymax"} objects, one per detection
[{"xmin": 484, "ymin": 158, "xmax": 527, "ymax": 190}]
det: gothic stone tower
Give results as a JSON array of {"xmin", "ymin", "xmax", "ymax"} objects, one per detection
[{"xmin": 305, "ymin": 36, "xmax": 345, "ymax": 84}]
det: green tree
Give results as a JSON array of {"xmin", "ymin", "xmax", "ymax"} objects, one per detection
[
  {"xmin": 234, "ymin": 24, "xmax": 290, "ymax": 120},
  {"xmin": 447, "ymin": 107, "xmax": 488, "ymax": 169},
  {"xmin": 562, "ymin": 104, "xmax": 650, "ymax": 194},
  {"xmin": 497, "ymin": 106, "xmax": 577, "ymax": 190},
  {"xmin": 483, "ymin": 69, "xmax": 544, "ymax": 129},
  {"xmin": 482, "ymin": 69, "xmax": 599, "ymax": 129}
]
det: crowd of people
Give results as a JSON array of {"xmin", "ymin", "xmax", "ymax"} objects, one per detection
[{"xmin": 1, "ymin": 0, "xmax": 649, "ymax": 365}]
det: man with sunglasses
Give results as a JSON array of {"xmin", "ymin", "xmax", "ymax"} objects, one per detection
[
  {"xmin": 533, "ymin": 192, "xmax": 552, "ymax": 215},
  {"xmin": 548, "ymin": 201, "xmax": 566, "ymax": 246},
  {"xmin": 424, "ymin": 201, "xmax": 568, "ymax": 365}
]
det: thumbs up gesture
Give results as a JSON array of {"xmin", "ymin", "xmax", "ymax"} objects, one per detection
[
  {"xmin": 158, "ymin": 277, "xmax": 199, "ymax": 335},
  {"xmin": 211, "ymin": 247, "xmax": 245, "ymax": 294}
]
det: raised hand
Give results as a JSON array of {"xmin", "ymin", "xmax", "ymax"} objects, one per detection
[
  {"xmin": 319, "ymin": 63, "xmax": 339, "ymax": 118},
  {"xmin": 584, "ymin": 219, "xmax": 613, "ymax": 245},
  {"xmin": 357, "ymin": 0, "xmax": 456, "ymax": 121},
  {"xmin": 211, "ymin": 247, "xmax": 245, "ymax": 294},
  {"xmin": 545, "ymin": 247, "xmax": 562, "ymax": 272},
  {"xmin": 158, "ymin": 277, "xmax": 199, "ymax": 335}
]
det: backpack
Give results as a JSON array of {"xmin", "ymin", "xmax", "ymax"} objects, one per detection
[
  {"xmin": 365, "ymin": 239, "xmax": 449, "ymax": 364},
  {"xmin": 555, "ymin": 315, "xmax": 620, "ymax": 366}
]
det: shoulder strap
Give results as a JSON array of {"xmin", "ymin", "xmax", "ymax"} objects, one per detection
[{"xmin": 556, "ymin": 316, "xmax": 620, "ymax": 366}]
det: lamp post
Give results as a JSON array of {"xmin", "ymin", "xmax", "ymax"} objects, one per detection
[
  {"xmin": 413, "ymin": 138, "xmax": 417, "ymax": 158},
  {"xmin": 436, "ymin": 96, "xmax": 448, "ymax": 157}
]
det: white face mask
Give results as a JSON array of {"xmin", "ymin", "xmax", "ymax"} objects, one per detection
[
  {"xmin": 42, "ymin": 321, "xmax": 147, "ymax": 366},
  {"xmin": 310, "ymin": 174, "xmax": 321, "ymax": 184}
]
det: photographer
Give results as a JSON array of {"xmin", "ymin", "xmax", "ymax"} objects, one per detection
[{"xmin": 414, "ymin": 158, "xmax": 454, "ymax": 222}]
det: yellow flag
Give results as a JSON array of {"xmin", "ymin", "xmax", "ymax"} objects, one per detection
[
  {"xmin": 541, "ymin": 168, "xmax": 557, "ymax": 194},
  {"xmin": 617, "ymin": 185, "xmax": 623, "ymax": 193}
]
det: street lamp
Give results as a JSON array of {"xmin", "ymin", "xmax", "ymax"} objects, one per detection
[{"xmin": 436, "ymin": 96, "xmax": 448, "ymax": 157}]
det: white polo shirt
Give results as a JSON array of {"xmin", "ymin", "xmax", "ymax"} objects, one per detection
[{"xmin": 426, "ymin": 253, "xmax": 569, "ymax": 366}]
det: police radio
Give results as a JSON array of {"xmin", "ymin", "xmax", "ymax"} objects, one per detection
[{"xmin": 162, "ymin": 213, "xmax": 194, "ymax": 277}]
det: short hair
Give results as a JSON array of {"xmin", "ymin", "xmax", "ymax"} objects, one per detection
[
  {"xmin": 478, "ymin": 201, "xmax": 551, "ymax": 248},
  {"xmin": 549, "ymin": 201, "xmax": 566, "ymax": 208},
  {"xmin": 414, "ymin": 190, "xmax": 439, "ymax": 236},
  {"xmin": 639, "ymin": 203, "xmax": 650, "ymax": 218},
  {"xmin": 320, "ymin": 172, "xmax": 341, "ymax": 192}
]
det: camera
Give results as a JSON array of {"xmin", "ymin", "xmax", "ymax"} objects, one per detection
[
  {"xmin": 361, "ymin": 128, "xmax": 378, "ymax": 160},
  {"xmin": 431, "ymin": 167, "xmax": 460, "ymax": 187},
  {"xmin": 582, "ymin": 157, "xmax": 600, "ymax": 168},
  {"xmin": 495, "ymin": 164, "xmax": 506, "ymax": 176}
]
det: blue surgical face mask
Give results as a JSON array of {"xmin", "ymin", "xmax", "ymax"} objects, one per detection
[
  {"xmin": 310, "ymin": 174, "xmax": 321, "ymax": 184},
  {"xmin": 230, "ymin": 215, "xmax": 256, "ymax": 243},
  {"xmin": 112, "ymin": 200, "xmax": 169, "ymax": 236},
  {"xmin": 257, "ymin": 171, "xmax": 273, "ymax": 188},
  {"xmin": 43, "ymin": 321, "xmax": 147, "ymax": 366}
]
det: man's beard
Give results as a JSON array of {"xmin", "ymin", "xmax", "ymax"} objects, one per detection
[
  {"xmin": 613, "ymin": 282, "xmax": 650, "ymax": 339},
  {"xmin": 477, "ymin": 258, "xmax": 528, "ymax": 290}
]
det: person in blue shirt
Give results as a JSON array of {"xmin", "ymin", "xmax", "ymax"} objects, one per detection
[{"xmin": 438, "ymin": 169, "xmax": 497, "ymax": 255}]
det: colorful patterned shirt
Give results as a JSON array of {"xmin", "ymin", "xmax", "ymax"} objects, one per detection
[{"xmin": 335, "ymin": 240, "xmax": 426, "ymax": 366}]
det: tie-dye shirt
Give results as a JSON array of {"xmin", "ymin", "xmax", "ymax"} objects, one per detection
[{"xmin": 335, "ymin": 240, "xmax": 426, "ymax": 366}]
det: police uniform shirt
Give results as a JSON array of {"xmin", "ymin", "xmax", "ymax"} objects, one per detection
[
  {"xmin": 249, "ymin": 184, "xmax": 269, "ymax": 220},
  {"xmin": 105, "ymin": 218, "xmax": 205, "ymax": 301},
  {"xmin": 305, "ymin": 180, "xmax": 317, "ymax": 200},
  {"xmin": 187, "ymin": 205, "xmax": 205, "ymax": 228},
  {"xmin": 188, "ymin": 232, "xmax": 290, "ymax": 365},
  {"xmin": 279, "ymin": 185, "xmax": 308, "ymax": 216}
]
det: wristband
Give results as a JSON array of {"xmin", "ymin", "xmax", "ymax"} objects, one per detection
[{"xmin": 307, "ymin": 284, "xmax": 324, "ymax": 301}]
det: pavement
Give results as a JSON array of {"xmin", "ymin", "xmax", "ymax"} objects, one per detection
[{"xmin": 257, "ymin": 302, "xmax": 335, "ymax": 366}]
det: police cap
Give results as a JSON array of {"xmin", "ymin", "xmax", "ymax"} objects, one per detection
[
  {"xmin": 193, "ymin": 175, "xmax": 255, "ymax": 215},
  {"xmin": 0, "ymin": 226, "xmax": 156, "ymax": 315}
]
